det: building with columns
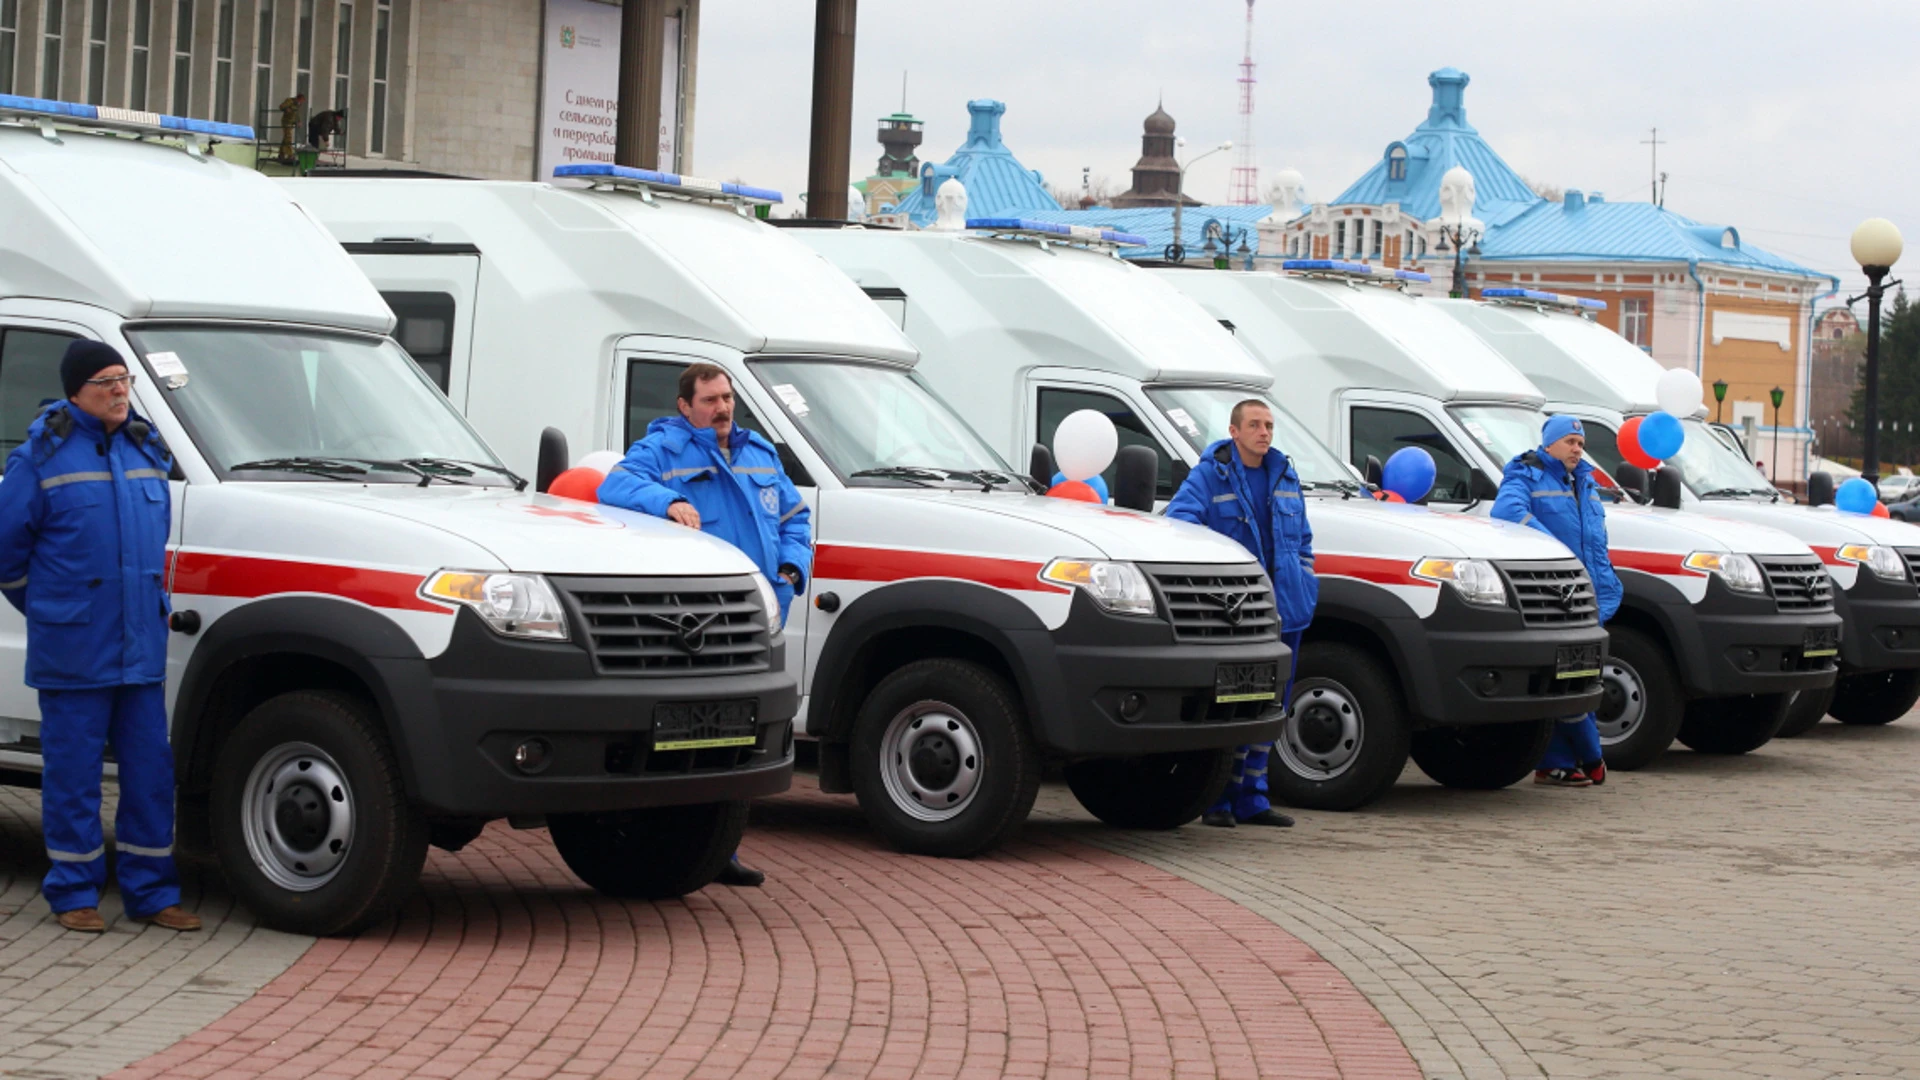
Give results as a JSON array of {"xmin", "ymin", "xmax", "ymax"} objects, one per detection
[{"xmin": 1263, "ymin": 67, "xmax": 1836, "ymax": 482}]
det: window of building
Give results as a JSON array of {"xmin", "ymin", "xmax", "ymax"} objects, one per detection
[
  {"xmin": 1036, "ymin": 386, "xmax": 1173, "ymax": 500},
  {"xmin": 1387, "ymin": 144, "xmax": 1407, "ymax": 182},
  {"xmin": 1349, "ymin": 406, "xmax": 1477, "ymax": 503},
  {"xmin": 0, "ymin": 329, "xmax": 77, "ymax": 458},
  {"xmin": 370, "ymin": 0, "xmax": 389, "ymax": 153},
  {"xmin": 294, "ymin": 0, "xmax": 310, "ymax": 97},
  {"xmin": 1371, "ymin": 219, "xmax": 1383, "ymax": 258},
  {"xmin": 1620, "ymin": 297, "xmax": 1650, "ymax": 349},
  {"xmin": 84, "ymin": 0, "xmax": 105, "ymax": 103},
  {"xmin": 39, "ymin": 0, "xmax": 60, "ymax": 99},
  {"xmin": 172, "ymin": 0, "xmax": 191, "ymax": 116},
  {"xmin": 213, "ymin": 0, "xmax": 233, "ymax": 121},
  {"xmin": 252, "ymin": 0, "xmax": 268, "ymax": 119},
  {"xmin": 384, "ymin": 292, "xmax": 455, "ymax": 393},
  {"xmin": 331, "ymin": 0, "xmax": 348, "ymax": 109},
  {"xmin": 1, "ymin": 0, "xmax": 18, "ymax": 96},
  {"xmin": 1334, "ymin": 221, "xmax": 1345, "ymax": 256},
  {"xmin": 129, "ymin": 0, "xmax": 149, "ymax": 108}
]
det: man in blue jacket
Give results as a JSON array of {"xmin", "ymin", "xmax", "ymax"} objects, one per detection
[
  {"xmin": 1167, "ymin": 400, "xmax": 1317, "ymax": 829},
  {"xmin": 0, "ymin": 341, "xmax": 199, "ymax": 932},
  {"xmin": 599, "ymin": 362, "xmax": 811, "ymax": 885},
  {"xmin": 1492, "ymin": 414, "xmax": 1625, "ymax": 787}
]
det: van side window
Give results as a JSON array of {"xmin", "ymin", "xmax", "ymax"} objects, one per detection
[
  {"xmin": 385, "ymin": 292, "xmax": 455, "ymax": 393},
  {"xmin": 624, "ymin": 359, "xmax": 765, "ymax": 447},
  {"xmin": 1349, "ymin": 406, "xmax": 1475, "ymax": 502},
  {"xmin": 1582, "ymin": 421, "xmax": 1624, "ymax": 477},
  {"xmin": 0, "ymin": 329, "xmax": 80, "ymax": 461},
  {"xmin": 1036, "ymin": 387, "xmax": 1172, "ymax": 499}
]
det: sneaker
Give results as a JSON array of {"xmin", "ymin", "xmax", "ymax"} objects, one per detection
[
  {"xmin": 1581, "ymin": 761, "xmax": 1607, "ymax": 786},
  {"xmin": 1533, "ymin": 768, "xmax": 1592, "ymax": 788}
]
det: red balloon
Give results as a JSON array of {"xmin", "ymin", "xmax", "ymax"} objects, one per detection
[
  {"xmin": 1874, "ymin": 501, "xmax": 1891, "ymax": 518},
  {"xmin": 548, "ymin": 467, "xmax": 606, "ymax": 502},
  {"xmin": 1377, "ymin": 490, "xmax": 1406, "ymax": 503},
  {"xmin": 1616, "ymin": 416, "xmax": 1659, "ymax": 471},
  {"xmin": 1047, "ymin": 480, "xmax": 1101, "ymax": 503}
]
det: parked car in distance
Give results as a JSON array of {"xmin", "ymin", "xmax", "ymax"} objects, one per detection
[{"xmin": 1878, "ymin": 474, "xmax": 1919, "ymax": 503}]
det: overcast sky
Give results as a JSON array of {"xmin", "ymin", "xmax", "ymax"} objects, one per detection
[{"xmin": 692, "ymin": 0, "xmax": 1918, "ymax": 303}]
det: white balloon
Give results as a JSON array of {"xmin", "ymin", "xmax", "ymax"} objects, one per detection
[
  {"xmin": 1053, "ymin": 409, "xmax": 1119, "ymax": 483},
  {"xmin": 1655, "ymin": 367, "xmax": 1704, "ymax": 418},
  {"xmin": 577, "ymin": 450, "xmax": 624, "ymax": 474}
]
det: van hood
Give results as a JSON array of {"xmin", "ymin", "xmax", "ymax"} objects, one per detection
[
  {"xmin": 1801, "ymin": 505, "xmax": 1920, "ymax": 547},
  {"xmin": 1682, "ymin": 500, "xmax": 1884, "ymax": 549},
  {"xmin": 1609, "ymin": 504, "xmax": 1816, "ymax": 557},
  {"xmin": 872, "ymin": 489, "xmax": 1259, "ymax": 564},
  {"xmin": 1311, "ymin": 499, "xmax": 1578, "ymax": 560}
]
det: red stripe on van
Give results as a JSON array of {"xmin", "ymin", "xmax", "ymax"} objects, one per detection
[
  {"xmin": 1609, "ymin": 549, "xmax": 1696, "ymax": 577},
  {"xmin": 171, "ymin": 550, "xmax": 450, "ymax": 614},
  {"xmin": 813, "ymin": 545, "xmax": 1068, "ymax": 593},
  {"xmin": 1314, "ymin": 554, "xmax": 1432, "ymax": 588},
  {"xmin": 1811, "ymin": 545, "xmax": 1847, "ymax": 568}
]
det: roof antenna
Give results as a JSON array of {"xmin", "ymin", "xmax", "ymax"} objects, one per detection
[
  {"xmin": 901, "ymin": 70, "xmax": 908, "ymax": 112},
  {"xmin": 1640, "ymin": 127, "xmax": 1666, "ymax": 205}
]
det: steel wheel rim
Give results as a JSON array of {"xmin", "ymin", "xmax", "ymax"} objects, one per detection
[
  {"xmin": 241, "ymin": 741, "xmax": 355, "ymax": 892},
  {"xmin": 1276, "ymin": 680, "xmax": 1363, "ymax": 780},
  {"xmin": 1596, "ymin": 660, "xmax": 1647, "ymax": 745},
  {"xmin": 879, "ymin": 700, "xmax": 983, "ymax": 822}
]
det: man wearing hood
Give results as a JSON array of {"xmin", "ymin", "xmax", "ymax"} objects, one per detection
[
  {"xmin": 599, "ymin": 362, "xmax": 812, "ymax": 885},
  {"xmin": 1167, "ymin": 399, "xmax": 1315, "ymax": 829},
  {"xmin": 1492, "ymin": 414, "xmax": 1624, "ymax": 787}
]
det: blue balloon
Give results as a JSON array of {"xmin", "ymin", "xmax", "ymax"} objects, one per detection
[
  {"xmin": 1836, "ymin": 476, "xmax": 1878, "ymax": 515},
  {"xmin": 1383, "ymin": 446, "xmax": 1437, "ymax": 503},
  {"xmin": 1052, "ymin": 470, "xmax": 1110, "ymax": 503},
  {"xmin": 1639, "ymin": 410, "xmax": 1685, "ymax": 460}
]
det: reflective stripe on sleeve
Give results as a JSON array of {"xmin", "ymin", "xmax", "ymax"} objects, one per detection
[
  {"xmin": 1211, "ymin": 493, "xmax": 1238, "ymax": 503},
  {"xmin": 1520, "ymin": 513, "xmax": 1536, "ymax": 526},
  {"xmin": 779, "ymin": 502, "xmax": 805, "ymax": 523},
  {"xmin": 1274, "ymin": 490, "xmax": 1301, "ymax": 499},
  {"xmin": 40, "ymin": 471, "xmax": 113, "ymax": 489},
  {"xmin": 1530, "ymin": 489, "xmax": 1573, "ymax": 498},
  {"xmin": 123, "ymin": 468, "xmax": 168, "ymax": 480},
  {"xmin": 47, "ymin": 845, "xmax": 104, "ymax": 863},
  {"xmin": 0, "ymin": 575, "xmax": 25, "ymax": 589},
  {"xmin": 115, "ymin": 841, "xmax": 173, "ymax": 858},
  {"xmin": 661, "ymin": 466, "xmax": 718, "ymax": 480},
  {"xmin": 732, "ymin": 466, "xmax": 777, "ymax": 475}
]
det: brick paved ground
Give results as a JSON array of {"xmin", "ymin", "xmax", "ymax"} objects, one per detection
[{"xmin": 0, "ymin": 777, "xmax": 1416, "ymax": 1080}]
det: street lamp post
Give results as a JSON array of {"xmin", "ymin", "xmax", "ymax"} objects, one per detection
[
  {"xmin": 1167, "ymin": 139, "xmax": 1232, "ymax": 263},
  {"xmin": 1851, "ymin": 218, "xmax": 1905, "ymax": 486},
  {"xmin": 1770, "ymin": 386, "xmax": 1784, "ymax": 487},
  {"xmin": 1712, "ymin": 379, "xmax": 1728, "ymax": 424},
  {"xmin": 1437, "ymin": 221, "xmax": 1481, "ymax": 299}
]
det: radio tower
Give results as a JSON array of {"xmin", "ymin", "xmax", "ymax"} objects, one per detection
[{"xmin": 1228, "ymin": 0, "xmax": 1258, "ymax": 204}]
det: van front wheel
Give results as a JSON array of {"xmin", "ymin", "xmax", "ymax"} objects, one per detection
[
  {"xmin": 1410, "ymin": 720, "xmax": 1555, "ymax": 790},
  {"xmin": 1065, "ymin": 749, "xmax": 1235, "ymax": 830},
  {"xmin": 549, "ymin": 801, "xmax": 747, "ymax": 898},
  {"xmin": 1269, "ymin": 642, "xmax": 1409, "ymax": 811},
  {"xmin": 1675, "ymin": 693, "xmax": 1790, "ymax": 754}
]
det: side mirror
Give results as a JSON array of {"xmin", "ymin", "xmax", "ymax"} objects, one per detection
[
  {"xmin": 1807, "ymin": 470, "xmax": 1835, "ymax": 507},
  {"xmin": 1652, "ymin": 465, "xmax": 1684, "ymax": 509},
  {"xmin": 536, "ymin": 427, "xmax": 569, "ymax": 493},
  {"xmin": 1113, "ymin": 445, "xmax": 1159, "ymax": 511},
  {"xmin": 1469, "ymin": 470, "xmax": 1499, "ymax": 501},
  {"xmin": 1029, "ymin": 443, "xmax": 1057, "ymax": 490},
  {"xmin": 1614, "ymin": 462, "xmax": 1647, "ymax": 502},
  {"xmin": 1364, "ymin": 455, "xmax": 1384, "ymax": 489}
]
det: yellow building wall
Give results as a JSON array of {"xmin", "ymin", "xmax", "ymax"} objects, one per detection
[{"xmin": 1700, "ymin": 293, "xmax": 1802, "ymax": 428}]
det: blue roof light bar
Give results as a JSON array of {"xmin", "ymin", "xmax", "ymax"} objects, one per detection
[
  {"xmin": 1482, "ymin": 287, "xmax": 1608, "ymax": 312},
  {"xmin": 553, "ymin": 162, "xmax": 784, "ymax": 205},
  {"xmin": 965, "ymin": 217, "xmax": 1148, "ymax": 247},
  {"xmin": 1394, "ymin": 268, "xmax": 1433, "ymax": 283},
  {"xmin": 0, "ymin": 94, "xmax": 255, "ymax": 141},
  {"xmin": 1282, "ymin": 259, "xmax": 1374, "ymax": 275}
]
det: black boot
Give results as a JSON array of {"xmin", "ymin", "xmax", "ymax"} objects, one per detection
[
  {"xmin": 1240, "ymin": 808, "xmax": 1295, "ymax": 827},
  {"xmin": 715, "ymin": 856, "xmax": 765, "ymax": 887},
  {"xmin": 1200, "ymin": 810, "xmax": 1236, "ymax": 828}
]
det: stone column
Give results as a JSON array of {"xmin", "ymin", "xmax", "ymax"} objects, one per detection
[{"xmin": 804, "ymin": 0, "xmax": 854, "ymax": 219}]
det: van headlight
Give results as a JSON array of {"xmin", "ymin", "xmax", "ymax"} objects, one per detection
[
  {"xmin": 755, "ymin": 573, "xmax": 786, "ymax": 638},
  {"xmin": 1683, "ymin": 551, "xmax": 1766, "ymax": 594},
  {"xmin": 421, "ymin": 571, "xmax": 569, "ymax": 640},
  {"xmin": 1412, "ymin": 557, "xmax": 1509, "ymax": 606},
  {"xmin": 1040, "ymin": 558, "xmax": 1157, "ymax": 617},
  {"xmin": 1836, "ymin": 543, "xmax": 1908, "ymax": 582}
]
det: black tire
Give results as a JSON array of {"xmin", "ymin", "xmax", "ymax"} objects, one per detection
[
  {"xmin": 1828, "ymin": 669, "xmax": 1920, "ymax": 726},
  {"xmin": 1268, "ymin": 641, "xmax": 1409, "ymax": 811},
  {"xmin": 548, "ymin": 801, "xmax": 746, "ymax": 898},
  {"xmin": 1595, "ymin": 626, "xmax": 1685, "ymax": 771},
  {"xmin": 1675, "ymin": 693, "xmax": 1791, "ymax": 754},
  {"xmin": 1410, "ymin": 720, "xmax": 1555, "ymax": 790},
  {"xmin": 1776, "ymin": 684, "xmax": 1837, "ymax": 738},
  {"xmin": 210, "ymin": 690, "xmax": 429, "ymax": 937},
  {"xmin": 1064, "ymin": 748, "xmax": 1235, "ymax": 830},
  {"xmin": 849, "ymin": 658, "xmax": 1040, "ymax": 857},
  {"xmin": 428, "ymin": 818, "xmax": 488, "ymax": 853}
]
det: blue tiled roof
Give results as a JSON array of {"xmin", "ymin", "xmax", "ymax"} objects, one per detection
[
  {"xmin": 1482, "ymin": 195, "xmax": 1833, "ymax": 282},
  {"xmin": 1021, "ymin": 205, "xmax": 1275, "ymax": 261},
  {"xmin": 889, "ymin": 100, "xmax": 1060, "ymax": 226},
  {"xmin": 1328, "ymin": 69, "xmax": 1538, "ymax": 227}
]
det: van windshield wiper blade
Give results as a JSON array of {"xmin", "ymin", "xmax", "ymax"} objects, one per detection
[
  {"xmin": 228, "ymin": 456, "xmax": 369, "ymax": 479},
  {"xmin": 1696, "ymin": 487, "xmax": 1770, "ymax": 499},
  {"xmin": 403, "ymin": 457, "xmax": 528, "ymax": 491},
  {"xmin": 849, "ymin": 466, "xmax": 944, "ymax": 487}
]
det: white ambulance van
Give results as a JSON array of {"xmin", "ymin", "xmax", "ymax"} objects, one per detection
[
  {"xmin": 1440, "ymin": 290, "xmax": 1920, "ymax": 735},
  {"xmin": 1163, "ymin": 262, "xmax": 1842, "ymax": 768},
  {"xmin": 795, "ymin": 220, "xmax": 1613, "ymax": 811},
  {"xmin": 286, "ymin": 167, "xmax": 1294, "ymax": 855},
  {"xmin": 0, "ymin": 99, "xmax": 799, "ymax": 935}
]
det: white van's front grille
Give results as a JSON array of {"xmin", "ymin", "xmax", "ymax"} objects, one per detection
[{"xmin": 553, "ymin": 575, "xmax": 773, "ymax": 676}]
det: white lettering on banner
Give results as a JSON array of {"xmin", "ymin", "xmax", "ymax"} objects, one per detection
[{"xmin": 538, "ymin": 0, "xmax": 623, "ymax": 184}]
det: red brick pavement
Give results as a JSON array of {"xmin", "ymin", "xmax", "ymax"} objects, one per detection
[{"xmin": 112, "ymin": 779, "xmax": 1418, "ymax": 1080}]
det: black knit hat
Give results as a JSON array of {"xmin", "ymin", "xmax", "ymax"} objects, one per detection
[{"xmin": 61, "ymin": 340, "xmax": 126, "ymax": 399}]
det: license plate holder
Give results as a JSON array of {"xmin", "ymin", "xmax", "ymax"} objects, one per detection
[
  {"xmin": 652, "ymin": 699, "xmax": 758, "ymax": 751},
  {"xmin": 1215, "ymin": 662, "xmax": 1278, "ymax": 704},
  {"xmin": 1803, "ymin": 626, "xmax": 1838, "ymax": 659},
  {"xmin": 1555, "ymin": 643, "xmax": 1602, "ymax": 680}
]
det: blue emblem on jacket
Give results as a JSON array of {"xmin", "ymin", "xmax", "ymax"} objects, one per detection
[
  {"xmin": 1491, "ymin": 446, "xmax": 1623, "ymax": 623},
  {"xmin": 598, "ymin": 416, "xmax": 813, "ymax": 620},
  {"xmin": 0, "ymin": 401, "xmax": 174, "ymax": 689},
  {"xmin": 1166, "ymin": 438, "xmax": 1318, "ymax": 632}
]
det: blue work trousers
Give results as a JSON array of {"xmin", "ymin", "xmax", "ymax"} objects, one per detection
[
  {"xmin": 40, "ymin": 683, "xmax": 179, "ymax": 917},
  {"xmin": 1538, "ymin": 713, "xmax": 1604, "ymax": 772},
  {"xmin": 1210, "ymin": 629, "xmax": 1306, "ymax": 820}
]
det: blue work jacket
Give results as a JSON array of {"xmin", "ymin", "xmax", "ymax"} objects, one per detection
[
  {"xmin": 1492, "ymin": 448, "xmax": 1623, "ymax": 623},
  {"xmin": 598, "ymin": 416, "xmax": 812, "ymax": 620},
  {"xmin": 1166, "ymin": 439, "xmax": 1318, "ymax": 633},
  {"xmin": 0, "ymin": 402, "xmax": 174, "ymax": 689}
]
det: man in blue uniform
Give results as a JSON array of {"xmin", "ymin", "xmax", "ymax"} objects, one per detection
[
  {"xmin": 599, "ymin": 362, "xmax": 812, "ymax": 886},
  {"xmin": 0, "ymin": 341, "xmax": 199, "ymax": 932},
  {"xmin": 1167, "ymin": 399, "xmax": 1317, "ymax": 828},
  {"xmin": 1492, "ymin": 415, "xmax": 1625, "ymax": 787}
]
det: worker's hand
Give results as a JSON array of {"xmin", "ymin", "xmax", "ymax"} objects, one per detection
[{"xmin": 667, "ymin": 501, "xmax": 701, "ymax": 529}]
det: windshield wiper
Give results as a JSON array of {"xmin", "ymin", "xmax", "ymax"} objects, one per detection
[
  {"xmin": 403, "ymin": 457, "xmax": 527, "ymax": 491},
  {"xmin": 228, "ymin": 456, "xmax": 369, "ymax": 480},
  {"xmin": 849, "ymin": 466, "xmax": 944, "ymax": 487},
  {"xmin": 1302, "ymin": 479, "xmax": 1363, "ymax": 499},
  {"xmin": 327, "ymin": 457, "xmax": 476, "ymax": 488},
  {"xmin": 1696, "ymin": 487, "xmax": 1771, "ymax": 500}
]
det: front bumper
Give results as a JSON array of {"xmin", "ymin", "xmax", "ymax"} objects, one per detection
[
  {"xmin": 1835, "ymin": 566, "xmax": 1920, "ymax": 672},
  {"xmin": 1654, "ymin": 576, "xmax": 1842, "ymax": 697},
  {"xmin": 1400, "ymin": 611, "xmax": 1607, "ymax": 727},
  {"xmin": 385, "ymin": 609, "xmax": 799, "ymax": 816}
]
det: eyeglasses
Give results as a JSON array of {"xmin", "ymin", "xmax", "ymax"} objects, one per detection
[{"xmin": 83, "ymin": 374, "xmax": 137, "ymax": 389}]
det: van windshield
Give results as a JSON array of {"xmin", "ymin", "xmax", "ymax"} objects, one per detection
[
  {"xmin": 1450, "ymin": 403, "xmax": 1548, "ymax": 466},
  {"xmin": 1665, "ymin": 418, "xmax": 1776, "ymax": 498},
  {"xmin": 126, "ymin": 326, "xmax": 510, "ymax": 484},
  {"xmin": 1146, "ymin": 386, "xmax": 1363, "ymax": 492},
  {"xmin": 747, "ymin": 359, "xmax": 1014, "ymax": 487}
]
